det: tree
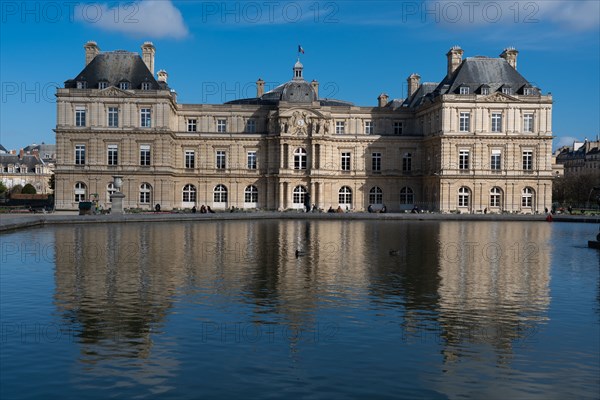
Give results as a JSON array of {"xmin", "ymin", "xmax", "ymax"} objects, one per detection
[
  {"xmin": 48, "ymin": 174, "xmax": 55, "ymax": 191},
  {"xmin": 22, "ymin": 183, "xmax": 37, "ymax": 194},
  {"xmin": 10, "ymin": 184, "xmax": 23, "ymax": 194},
  {"xmin": 553, "ymin": 171, "xmax": 600, "ymax": 207},
  {"xmin": 0, "ymin": 181, "xmax": 7, "ymax": 194}
]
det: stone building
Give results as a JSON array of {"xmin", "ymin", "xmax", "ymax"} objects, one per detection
[
  {"xmin": 555, "ymin": 139, "xmax": 600, "ymax": 177},
  {"xmin": 55, "ymin": 42, "xmax": 553, "ymax": 212},
  {"xmin": 0, "ymin": 147, "xmax": 54, "ymax": 194}
]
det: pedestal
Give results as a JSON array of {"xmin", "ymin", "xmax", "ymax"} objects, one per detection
[{"xmin": 110, "ymin": 192, "xmax": 125, "ymax": 215}]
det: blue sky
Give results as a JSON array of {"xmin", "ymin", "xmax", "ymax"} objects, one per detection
[{"xmin": 1, "ymin": 0, "xmax": 599, "ymax": 151}]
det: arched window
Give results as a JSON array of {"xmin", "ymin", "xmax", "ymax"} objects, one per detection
[
  {"xmin": 140, "ymin": 183, "xmax": 152, "ymax": 204},
  {"xmin": 107, "ymin": 182, "xmax": 116, "ymax": 203},
  {"xmin": 339, "ymin": 186, "xmax": 352, "ymax": 207},
  {"xmin": 292, "ymin": 185, "xmax": 307, "ymax": 206},
  {"xmin": 369, "ymin": 187, "xmax": 383, "ymax": 205},
  {"xmin": 400, "ymin": 187, "xmax": 414, "ymax": 204},
  {"xmin": 522, "ymin": 187, "xmax": 534, "ymax": 207},
  {"xmin": 74, "ymin": 182, "xmax": 87, "ymax": 202},
  {"xmin": 214, "ymin": 184, "xmax": 228, "ymax": 203},
  {"xmin": 458, "ymin": 186, "xmax": 470, "ymax": 208},
  {"xmin": 244, "ymin": 185, "xmax": 258, "ymax": 204},
  {"xmin": 490, "ymin": 187, "xmax": 502, "ymax": 208},
  {"xmin": 182, "ymin": 184, "xmax": 196, "ymax": 203},
  {"xmin": 294, "ymin": 148, "xmax": 307, "ymax": 170}
]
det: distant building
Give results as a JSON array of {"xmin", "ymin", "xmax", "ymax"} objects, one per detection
[
  {"xmin": 55, "ymin": 42, "xmax": 554, "ymax": 213},
  {"xmin": 555, "ymin": 140, "xmax": 600, "ymax": 177}
]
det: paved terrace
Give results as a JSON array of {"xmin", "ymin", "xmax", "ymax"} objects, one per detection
[{"xmin": 1, "ymin": 211, "xmax": 598, "ymax": 233}]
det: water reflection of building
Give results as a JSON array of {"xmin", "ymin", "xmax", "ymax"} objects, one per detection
[{"xmin": 435, "ymin": 221, "xmax": 551, "ymax": 362}]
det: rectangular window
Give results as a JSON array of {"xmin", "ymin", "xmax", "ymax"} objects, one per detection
[
  {"xmin": 247, "ymin": 151, "xmax": 257, "ymax": 169},
  {"xmin": 393, "ymin": 121, "xmax": 403, "ymax": 135},
  {"xmin": 459, "ymin": 150, "xmax": 470, "ymax": 170},
  {"xmin": 216, "ymin": 150, "xmax": 226, "ymax": 169},
  {"xmin": 75, "ymin": 107, "xmax": 86, "ymax": 127},
  {"xmin": 108, "ymin": 107, "xmax": 119, "ymax": 127},
  {"xmin": 107, "ymin": 144, "xmax": 118, "ymax": 166},
  {"xmin": 184, "ymin": 150, "xmax": 195, "ymax": 169},
  {"xmin": 217, "ymin": 119, "xmax": 227, "ymax": 133},
  {"xmin": 119, "ymin": 82, "xmax": 129, "ymax": 90},
  {"xmin": 523, "ymin": 150, "xmax": 533, "ymax": 170},
  {"xmin": 491, "ymin": 112, "xmax": 502, "ymax": 132},
  {"xmin": 246, "ymin": 119, "xmax": 256, "ymax": 133},
  {"xmin": 98, "ymin": 82, "xmax": 107, "ymax": 89},
  {"xmin": 75, "ymin": 144, "xmax": 85, "ymax": 165},
  {"xmin": 140, "ymin": 108, "xmax": 151, "ymax": 127},
  {"xmin": 341, "ymin": 152, "xmax": 351, "ymax": 171},
  {"xmin": 524, "ymin": 87, "xmax": 532, "ymax": 95},
  {"xmin": 187, "ymin": 119, "xmax": 197, "ymax": 132},
  {"xmin": 502, "ymin": 87, "xmax": 512, "ymax": 95},
  {"xmin": 402, "ymin": 153, "xmax": 412, "ymax": 172},
  {"xmin": 523, "ymin": 113, "xmax": 534, "ymax": 132},
  {"xmin": 491, "ymin": 150, "xmax": 501, "ymax": 171},
  {"xmin": 76, "ymin": 81, "xmax": 87, "ymax": 89},
  {"xmin": 481, "ymin": 87, "xmax": 489, "ymax": 95},
  {"xmin": 372, "ymin": 152, "xmax": 381, "ymax": 172},
  {"xmin": 365, "ymin": 121, "xmax": 373, "ymax": 134},
  {"xmin": 141, "ymin": 82, "xmax": 151, "ymax": 90},
  {"xmin": 459, "ymin": 86, "xmax": 469, "ymax": 95},
  {"xmin": 335, "ymin": 121, "xmax": 345, "ymax": 134},
  {"xmin": 459, "ymin": 112, "xmax": 470, "ymax": 132},
  {"xmin": 140, "ymin": 145, "xmax": 151, "ymax": 166}
]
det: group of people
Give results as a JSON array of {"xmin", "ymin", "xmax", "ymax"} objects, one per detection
[
  {"xmin": 327, "ymin": 206, "xmax": 346, "ymax": 213},
  {"xmin": 191, "ymin": 205, "xmax": 215, "ymax": 214}
]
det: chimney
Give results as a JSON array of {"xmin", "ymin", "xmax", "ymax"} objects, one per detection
[
  {"xmin": 378, "ymin": 93, "xmax": 389, "ymax": 108},
  {"xmin": 407, "ymin": 73, "xmax": 421, "ymax": 97},
  {"xmin": 141, "ymin": 42, "xmax": 156, "ymax": 75},
  {"xmin": 500, "ymin": 47, "xmax": 518, "ymax": 70},
  {"xmin": 157, "ymin": 69, "xmax": 168, "ymax": 83},
  {"xmin": 446, "ymin": 45, "xmax": 463, "ymax": 76},
  {"xmin": 84, "ymin": 41, "xmax": 100, "ymax": 66},
  {"xmin": 19, "ymin": 149, "xmax": 24, "ymax": 159},
  {"xmin": 311, "ymin": 79, "xmax": 319, "ymax": 99},
  {"xmin": 256, "ymin": 78, "xmax": 265, "ymax": 97}
]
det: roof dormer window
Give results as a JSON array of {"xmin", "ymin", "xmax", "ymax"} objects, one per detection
[
  {"xmin": 98, "ymin": 81, "xmax": 108, "ymax": 89},
  {"xmin": 459, "ymin": 86, "xmax": 469, "ymax": 95},
  {"xmin": 481, "ymin": 87, "xmax": 489, "ymax": 95},
  {"xmin": 119, "ymin": 81, "xmax": 130, "ymax": 90},
  {"xmin": 141, "ymin": 82, "xmax": 151, "ymax": 90},
  {"xmin": 76, "ymin": 80, "xmax": 87, "ymax": 89},
  {"xmin": 501, "ymin": 86, "xmax": 512, "ymax": 95}
]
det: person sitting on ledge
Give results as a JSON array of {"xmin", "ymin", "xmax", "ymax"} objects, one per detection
[
  {"xmin": 327, "ymin": 206, "xmax": 335, "ymax": 213},
  {"xmin": 336, "ymin": 206, "xmax": 344, "ymax": 213},
  {"xmin": 192, "ymin": 206, "xmax": 197, "ymax": 213},
  {"xmin": 381, "ymin": 205, "xmax": 387, "ymax": 213},
  {"xmin": 368, "ymin": 204, "xmax": 373, "ymax": 213},
  {"xmin": 154, "ymin": 203, "xmax": 161, "ymax": 213},
  {"xmin": 207, "ymin": 206, "xmax": 215, "ymax": 213},
  {"xmin": 200, "ymin": 205, "xmax": 207, "ymax": 213}
]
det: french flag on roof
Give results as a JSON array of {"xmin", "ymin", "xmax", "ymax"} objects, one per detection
[{"xmin": 298, "ymin": 45, "xmax": 304, "ymax": 54}]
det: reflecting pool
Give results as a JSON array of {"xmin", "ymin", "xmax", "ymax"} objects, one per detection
[{"xmin": 1, "ymin": 220, "xmax": 598, "ymax": 399}]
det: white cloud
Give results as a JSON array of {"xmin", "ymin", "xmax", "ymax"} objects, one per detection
[
  {"xmin": 422, "ymin": 0, "xmax": 599, "ymax": 32},
  {"xmin": 553, "ymin": 136, "xmax": 580, "ymax": 151},
  {"xmin": 76, "ymin": 1, "xmax": 188, "ymax": 39}
]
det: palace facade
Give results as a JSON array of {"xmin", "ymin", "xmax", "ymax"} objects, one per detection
[{"xmin": 55, "ymin": 42, "xmax": 553, "ymax": 212}]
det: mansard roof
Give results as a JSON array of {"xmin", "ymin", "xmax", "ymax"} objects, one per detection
[
  {"xmin": 401, "ymin": 83, "xmax": 438, "ymax": 108},
  {"xmin": 64, "ymin": 51, "xmax": 166, "ymax": 90},
  {"xmin": 0, "ymin": 154, "xmax": 43, "ymax": 170},
  {"xmin": 226, "ymin": 59, "xmax": 353, "ymax": 107},
  {"xmin": 434, "ymin": 56, "xmax": 536, "ymax": 95},
  {"xmin": 0, "ymin": 144, "xmax": 7, "ymax": 153}
]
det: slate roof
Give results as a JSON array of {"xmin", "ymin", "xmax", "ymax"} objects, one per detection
[
  {"xmin": 64, "ymin": 51, "xmax": 166, "ymax": 90},
  {"xmin": 0, "ymin": 154, "xmax": 44, "ymax": 172},
  {"xmin": 400, "ymin": 83, "xmax": 438, "ymax": 108},
  {"xmin": 0, "ymin": 144, "xmax": 7, "ymax": 153},
  {"xmin": 434, "ymin": 56, "xmax": 536, "ymax": 95}
]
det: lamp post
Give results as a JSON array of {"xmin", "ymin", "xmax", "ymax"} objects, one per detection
[{"xmin": 110, "ymin": 175, "xmax": 125, "ymax": 214}]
